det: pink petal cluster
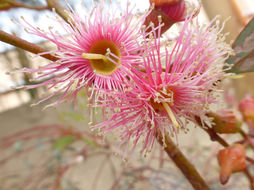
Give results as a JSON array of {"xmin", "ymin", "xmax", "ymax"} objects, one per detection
[
  {"xmin": 19, "ymin": 2, "xmax": 150, "ymax": 107},
  {"xmin": 94, "ymin": 17, "xmax": 233, "ymax": 154}
]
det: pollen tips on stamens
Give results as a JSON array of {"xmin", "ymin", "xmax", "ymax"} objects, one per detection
[{"xmin": 158, "ymin": 15, "xmax": 162, "ymax": 23}]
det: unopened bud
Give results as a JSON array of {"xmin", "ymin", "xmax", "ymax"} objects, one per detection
[
  {"xmin": 239, "ymin": 95, "xmax": 254, "ymax": 124},
  {"xmin": 217, "ymin": 144, "xmax": 246, "ymax": 185},
  {"xmin": 208, "ymin": 110, "xmax": 242, "ymax": 134},
  {"xmin": 145, "ymin": 0, "xmax": 200, "ymax": 35},
  {"xmin": 152, "ymin": 0, "xmax": 186, "ymax": 21},
  {"xmin": 145, "ymin": 0, "xmax": 186, "ymax": 35},
  {"xmin": 150, "ymin": 0, "xmax": 180, "ymax": 6}
]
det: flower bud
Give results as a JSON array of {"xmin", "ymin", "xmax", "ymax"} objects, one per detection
[
  {"xmin": 208, "ymin": 110, "xmax": 242, "ymax": 134},
  {"xmin": 150, "ymin": 0, "xmax": 180, "ymax": 6},
  {"xmin": 239, "ymin": 95, "xmax": 254, "ymax": 124},
  {"xmin": 152, "ymin": 0, "xmax": 186, "ymax": 21},
  {"xmin": 217, "ymin": 144, "xmax": 246, "ymax": 185},
  {"xmin": 145, "ymin": 0, "xmax": 200, "ymax": 35}
]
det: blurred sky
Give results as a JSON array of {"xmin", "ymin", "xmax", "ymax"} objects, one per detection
[{"xmin": 0, "ymin": 0, "xmax": 150, "ymax": 52}]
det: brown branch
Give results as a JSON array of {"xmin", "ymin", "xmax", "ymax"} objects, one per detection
[
  {"xmin": 246, "ymin": 157, "xmax": 254, "ymax": 164},
  {"xmin": 195, "ymin": 116, "xmax": 229, "ymax": 147},
  {"xmin": 0, "ymin": 30, "xmax": 58, "ymax": 61},
  {"xmin": 157, "ymin": 132, "xmax": 210, "ymax": 190},
  {"xmin": 239, "ymin": 128, "xmax": 248, "ymax": 139},
  {"xmin": 244, "ymin": 170, "xmax": 254, "ymax": 190},
  {"xmin": 10, "ymin": 1, "xmax": 49, "ymax": 10},
  {"xmin": 46, "ymin": 0, "xmax": 74, "ymax": 25}
]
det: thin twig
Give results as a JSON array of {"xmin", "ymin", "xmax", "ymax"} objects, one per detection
[
  {"xmin": 195, "ymin": 116, "xmax": 229, "ymax": 147},
  {"xmin": 244, "ymin": 170, "xmax": 254, "ymax": 190},
  {"xmin": 239, "ymin": 129, "xmax": 248, "ymax": 139},
  {"xmin": 10, "ymin": 1, "xmax": 49, "ymax": 10}
]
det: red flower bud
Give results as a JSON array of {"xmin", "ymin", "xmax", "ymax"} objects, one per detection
[
  {"xmin": 217, "ymin": 144, "xmax": 246, "ymax": 185},
  {"xmin": 208, "ymin": 110, "xmax": 242, "ymax": 134},
  {"xmin": 153, "ymin": 0, "xmax": 186, "ymax": 21},
  {"xmin": 239, "ymin": 95, "xmax": 254, "ymax": 124},
  {"xmin": 145, "ymin": 0, "xmax": 200, "ymax": 35},
  {"xmin": 150, "ymin": 0, "xmax": 180, "ymax": 7}
]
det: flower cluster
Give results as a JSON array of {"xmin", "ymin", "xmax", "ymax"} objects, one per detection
[
  {"xmin": 94, "ymin": 16, "xmax": 233, "ymax": 154},
  {"xmin": 20, "ymin": 0, "xmax": 233, "ymax": 154}
]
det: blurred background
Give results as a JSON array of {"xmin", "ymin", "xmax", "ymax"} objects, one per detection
[{"xmin": 0, "ymin": 0, "xmax": 254, "ymax": 190}]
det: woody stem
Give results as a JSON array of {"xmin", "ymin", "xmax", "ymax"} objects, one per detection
[
  {"xmin": 156, "ymin": 132, "xmax": 210, "ymax": 190},
  {"xmin": 0, "ymin": 30, "xmax": 58, "ymax": 61},
  {"xmin": 46, "ymin": 0, "xmax": 74, "ymax": 25}
]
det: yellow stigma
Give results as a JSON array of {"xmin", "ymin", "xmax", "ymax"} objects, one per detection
[
  {"xmin": 82, "ymin": 53, "xmax": 108, "ymax": 62},
  {"xmin": 149, "ymin": 87, "xmax": 179, "ymax": 128},
  {"xmin": 162, "ymin": 102, "xmax": 179, "ymax": 128},
  {"xmin": 82, "ymin": 40, "xmax": 121, "ymax": 75}
]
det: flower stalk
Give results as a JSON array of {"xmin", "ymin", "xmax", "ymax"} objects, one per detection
[{"xmin": 157, "ymin": 131, "xmax": 210, "ymax": 190}]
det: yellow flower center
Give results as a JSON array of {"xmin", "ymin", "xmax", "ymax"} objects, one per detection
[
  {"xmin": 150, "ymin": 98, "xmax": 165, "ymax": 112},
  {"xmin": 82, "ymin": 40, "xmax": 121, "ymax": 75}
]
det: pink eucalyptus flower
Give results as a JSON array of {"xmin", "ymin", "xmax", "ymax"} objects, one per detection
[
  {"xmin": 94, "ymin": 17, "xmax": 233, "ymax": 155},
  {"xmin": 19, "ymin": 2, "xmax": 150, "ymax": 107}
]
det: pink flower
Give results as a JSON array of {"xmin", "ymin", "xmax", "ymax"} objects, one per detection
[
  {"xmin": 20, "ymin": 2, "xmax": 150, "ymax": 107},
  {"xmin": 94, "ymin": 17, "xmax": 233, "ymax": 154}
]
